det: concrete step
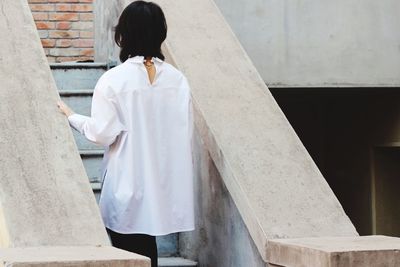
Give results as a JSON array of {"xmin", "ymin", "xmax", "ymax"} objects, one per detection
[
  {"xmin": 158, "ymin": 257, "xmax": 197, "ymax": 267},
  {"xmin": 90, "ymin": 182, "xmax": 102, "ymax": 202},
  {"xmin": 59, "ymin": 89, "xmax": 94, "ymax": 96},
  {"xmin": 80, "ymin": 150, "xmax": 103, "ymax": 183},
  {"xmin": 50, "ymin": 62, "xmax": 107, "ymax": 90},
  {"xmin": 59, "ymin": 89, "xmax": 98, "ymax": 150},
  {"xmin": 60, "ymin": 93, "xmax": 92, "ymax": 116},
  {"xmin": 72, "ymin": 129, "xmax": 102, "ymax": 151}
]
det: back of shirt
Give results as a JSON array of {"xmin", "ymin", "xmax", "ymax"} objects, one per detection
[{"xmin": 68, "ymin": 55, "xmax": 195, "ymax": 235}]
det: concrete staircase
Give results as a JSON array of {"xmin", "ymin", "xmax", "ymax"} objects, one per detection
[{"xmin": 51, "ymin": 62, "xmax": 197, "ymax": 267}]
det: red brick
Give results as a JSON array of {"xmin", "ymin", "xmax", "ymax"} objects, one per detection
[
  {"xmin": 49, "ymin": 0, "xmax": 79, "ymax": 2},
  {"xmin": 56, "ymin": 39, "xmax": 72, "ymax": 48},
  {"xmin": 72, "ymin": 4, "xmax": 92, "ymax": 12},
  {"xmin": 35, "ymin": 21, "xmax": 55, "ymax": 30},
  {"xmin": 29, "ymin": 4, "xmax": 55, "ymax": 12},
  {"xmin": 56, "ymin": 4, "xmax": 71, "ymax": 12},
  {"xmin": 47, "ymin": 56, "xmax": 57, "ymax": 63},
  {"xmin": 79, "ymin": 13, "xmax": 93, "ymax": 21},
  {"xmin": 72, "ymin": 39, "xmax": 93, "ymax": 48},
  {"xmin": 28, "ymin": 0, "xmax": 48, "ymax": 3},
  {"xmin": 41, "ymin": 39, "xmax": 56, "ymax": 48},
  {"xmin": 56, "ymin": 56, "xmax": 93, "ymax": 62},
  {"xmin": 79, "ymin": 31, "xmax": 93, "ymax": 38},
  {"xmin": 32, "ymin": 12, "xmax": 49, "ymax": 20},
  {"xmin": 80, "ymin": 48, "xmax": 94, "ymax": 57},
  {"xmin": 56, "ymin": 22, "xmax": 71, "ymax": 30},
  {"xmin": 49, "ymin": 13, "xmax": 79, "ymax": 21},
  {"xmin": 49, "ymin": 30, "xmax": 79, "ymax": 38},
  {"xmin": 56, "ymin": 4, "xmax": 92, "ymax": 12}
]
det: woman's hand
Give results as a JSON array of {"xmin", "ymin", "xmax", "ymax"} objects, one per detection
[{"xmin": 57, "ymin": 100, "xmax": 75, "ymax": 117}]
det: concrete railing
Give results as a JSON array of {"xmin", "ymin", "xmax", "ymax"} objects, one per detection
[
  {"xmin": 95, "ymin": 0, "xmax": 400, "ymax": 266},
  {"xmin": 0, "ymin": 0, "xmax": 107, "ymax": 247},
  {"xmin": 148, "ymin": 0, "xmax": 358, "ymax": 262},
  {"xmin": 0, "ymin": 0, "xmax": 149, "ymax": 265}
]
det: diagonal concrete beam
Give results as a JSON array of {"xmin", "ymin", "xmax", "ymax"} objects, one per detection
[
  {"xmin": 0, "ymin": 0, "xmax": 109, "ymax": 247},
  {"xmin": 148, "ymin": 0, "xmax": 358, "ymax": 261},
  {"xmin": 266, "ymin": 235, "xmax": 400, "ymax": 266},
  {"xmin": 0, "ymin": 246, "xmax": 151, "ymax": 267}
]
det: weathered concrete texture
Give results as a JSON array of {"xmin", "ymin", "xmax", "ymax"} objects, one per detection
[
  {"xmin": 158, "ymin": 257, "xmax": 197, "ymax": 266},
  {"xmin": 0, "ymin": 0, "xmax": 109, "ymax": 247},
  {"xmin": 214, "ymin": 0, "xmax": 400, "ymax": 87},
  {"xmin": 267, "ymin": 235, "xmax": 400, "ymax": 267},
  {"xmin": 179, "ymin": 130, "xmax": 265, "ymax": 267},
  {"xmin": 0, "ymin": 246, "xmax": 150, "ymax": 267},
  {"xmin": 149, "ymin": 0, "xmax": 357, "ymax": 261},
  {"xmin": 51, "ymin": 63, "xmax": 107, "ymax": 90},
  {"xmin": 94, "ymin": 0, "xmax": 125, "ymax": 63}
]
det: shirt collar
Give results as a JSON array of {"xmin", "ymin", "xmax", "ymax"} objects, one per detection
[{"xmin": 127, "ymin": 55, "xmax": 164, "ymax": 64}]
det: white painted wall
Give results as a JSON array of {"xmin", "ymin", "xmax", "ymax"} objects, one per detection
[{"xmin": 213, "ymin": 0, "xmax": 400, "ymax": 87}]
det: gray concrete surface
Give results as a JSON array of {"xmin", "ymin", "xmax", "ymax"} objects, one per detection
[
  {"xmin": 149, "ymin": 0, "xmax": 357, "ymax": 262},
  {"xmin": 267, "ymin": 235, "xmax": 400, "ymax": 266},
  {"xmin": 179, "ymin": 131, "xmax": 266, "ymax": 267},
  {"xmin": 89, "ymin": 1, "xmax": 400, "ymax": 266},
  {"xmin": 158, "ymin": 257, "xmax": 197, "ymax": 267},
  {"xmin": 96, "ymin": 0, "xmax": 400, "ymax": 87},
  {"xmin": 51, "ymin": 63, "xmax": 107, "ymax": 90},
  {"xmin": 0, "ymin": 0, "xmax": 109, "ymax": 247},
  {"xmin": 0, "ymin": 246, "xmax": 150, "ymax": 267},
  {"xmin": 94, "ymin": 0, "xmax": 125, "ymax": 63},
  {"xmin": 214, "ymin": 0, "xmax": 400, "ymax": 87}
]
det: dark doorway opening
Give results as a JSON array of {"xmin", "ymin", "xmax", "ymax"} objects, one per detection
[
  {"xmin": 270, "ymin": 88, "xmax": 400, "ymax": 236},
  {"xmin": 372, "ymin": 146, "xmax": 400, "ymax": 236}
]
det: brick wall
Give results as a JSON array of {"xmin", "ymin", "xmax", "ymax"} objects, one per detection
[{"xmin": 28, "ymin": 0, "xmax": 94, "ymax": 63}]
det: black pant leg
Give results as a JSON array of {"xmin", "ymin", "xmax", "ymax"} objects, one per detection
[{"xmin": 106, "ymin": 228, "xmax": 158, "ymax": 267}]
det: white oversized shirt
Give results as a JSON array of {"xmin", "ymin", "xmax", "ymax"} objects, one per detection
[{"xmin": 68, "ymin": 55, "xmax": 195, "ymax": 235}]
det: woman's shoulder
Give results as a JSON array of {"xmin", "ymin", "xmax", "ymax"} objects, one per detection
[
  {"xmin": 94, "ymin": 61, "xmax": 140, "ymax": 94},
  {"xmin": 161, "ymin": 61, "xmax": 190, "ymax": 88},
  {"xmin": 102, "ymin": 61, "xmax": 136, "ymax": 80},
  {"xmin": 93, "ymin": 64, "xmax": 129, "ymax": 97}
]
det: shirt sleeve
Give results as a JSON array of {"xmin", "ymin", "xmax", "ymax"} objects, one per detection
[{"xmin": 67, "ymin": 80, "xmax": 126, "ymax": 147}]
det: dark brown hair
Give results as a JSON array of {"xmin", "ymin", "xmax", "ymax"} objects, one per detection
[{"xmin": 114, "ymin": 1, "xmax": 167, "ymax": 62}]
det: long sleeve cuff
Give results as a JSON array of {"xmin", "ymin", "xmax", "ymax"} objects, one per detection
[{"xmin": 68, "ymin": 113, "xmax": 90, "ymax": 135}]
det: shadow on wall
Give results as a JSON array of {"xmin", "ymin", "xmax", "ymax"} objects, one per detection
[
  {"xmin": 179, "ymin": 129, "xmax": 265, "ymax": 267},
  {"xmin": 271, "ymin": 88, "xmax": 400, "ymax": 237}
]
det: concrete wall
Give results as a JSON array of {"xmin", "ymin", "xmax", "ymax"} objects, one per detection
[
  {"xmin": 151, "ymin": 0, "xmax": 357, "ymax": 263},
  {"xmin": 179, "ymin": 130, "xmax": 265, "ymax": 267},
  {"xmin": 28, "ymin": 0, "xmax": 95, "ymax": 63},
  {"xmin": 0, "ymin": 0, "xmax": 109, "ymax": 247},
  {"xmin": 94, "ymin": 0, "xmax": 400, "ymax": 87},
  {"xmin": 94, "ymin": 0, "xmax": 123, "ymax": 63},
  {"xmin": 96, "ymin": 0, "xmax": 358, "ymax": 265},
  {"xmin": 213, "ymin": 0, "xmax": 400, "ymax": 87}
]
